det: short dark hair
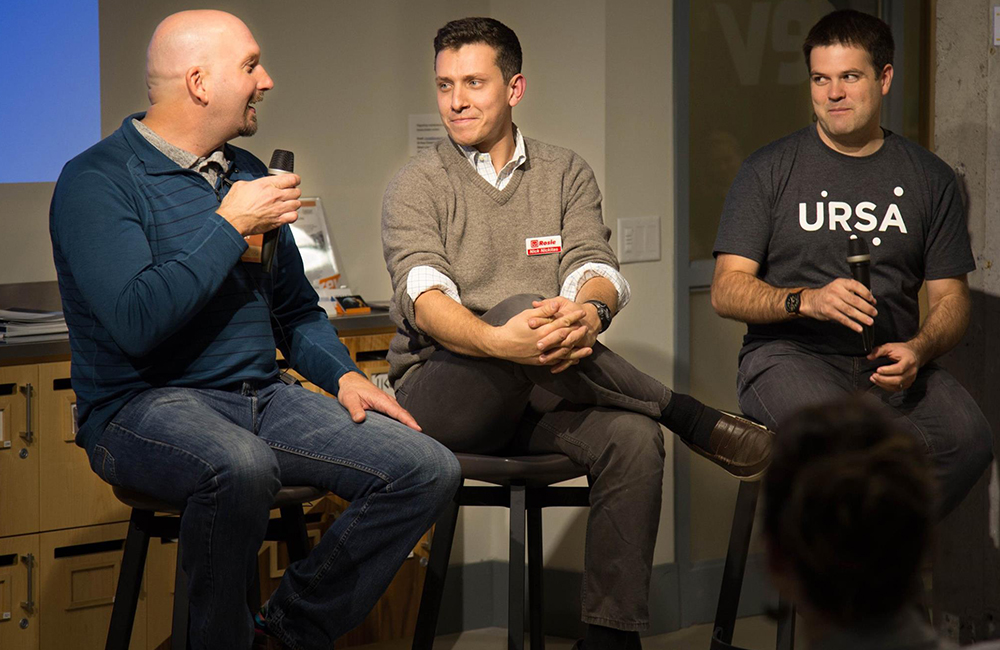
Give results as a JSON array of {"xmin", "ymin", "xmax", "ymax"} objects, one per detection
[
  {"xmin": 803, "ymin": 9, "xmax": 894, "ymax": 76},
  {"xmin": 434, "ymin": 17, "xmax": 522, "ymax": 82},
  {"xmin": 763, "ymin": 398, "xmax": 934, "ymax": 626}
]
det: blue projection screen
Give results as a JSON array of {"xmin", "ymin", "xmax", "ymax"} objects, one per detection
[{"xmin": 0, "ymin": 1, "xmax": 101, "ymax": 183}]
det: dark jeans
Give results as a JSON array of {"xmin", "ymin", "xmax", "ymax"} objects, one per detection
[
  {"xmin": 89, "ymin": 379, "xmax": 461, "ymax": 650},
  {"xmin": 395, "ymin": 294, "xmax": 672, "ymax": 631},
  {"xmin": 738, "ymin": 339, "xmax": 993, "ymax": 516}
]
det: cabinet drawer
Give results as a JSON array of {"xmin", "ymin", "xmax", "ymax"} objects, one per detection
[
  {"xmin": 39, "ymin": 523, "xmax": 144, "ymax": 650},
  {"xmin": 38, "ymin": 363, "xmax": 129, "ymax": 531},
  {"xmin": 0, "ymin": 365, "xmax": 40, "ymax": 537},
  {"xmin": 0, "ymin": 533, "xmax": 39, "ymax": 650}
]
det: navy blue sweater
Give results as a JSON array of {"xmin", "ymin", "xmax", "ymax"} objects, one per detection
[{"xmin": 50, "ymin": 114, "xmax": 360, "ymax": 455}]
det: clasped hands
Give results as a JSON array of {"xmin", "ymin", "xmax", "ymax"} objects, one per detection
[
  {"xmin": 492, "ymin": 296, "xmax": 600, "ymax": 374},
  {"xmin": 802, "ymin": 278, "xmax": 921, "ymax": 392}
]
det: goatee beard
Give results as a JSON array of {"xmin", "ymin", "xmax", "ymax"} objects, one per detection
[
  {"xmin": 239, "ymin": 91, "xmax": 264, "ymax": 137},
  {"xmin": 238, "ymin": 115, "xmax": 257, "ymax": 137}
]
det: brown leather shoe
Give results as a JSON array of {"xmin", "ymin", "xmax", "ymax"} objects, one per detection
[{"xmin": 680, "ymin": 411, "xmax": 773, "ymax": 481}]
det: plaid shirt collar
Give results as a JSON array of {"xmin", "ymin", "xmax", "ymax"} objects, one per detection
[{"xmin": 458, "ymin": 124, "xmax": 526, "ymax": 190}]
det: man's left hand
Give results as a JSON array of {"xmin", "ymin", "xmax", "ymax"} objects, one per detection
[
  {"xmin": 868, "ymin": 342, "xmax": 922, "ymax": 392},
  {"xmin": 337, "ymin": 371, "xmax": 421, "ymax": 431}
]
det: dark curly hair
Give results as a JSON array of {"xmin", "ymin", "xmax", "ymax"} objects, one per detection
[
  {"xmin": 434, "ymin": 17, "xmax": 522, "ymax": 82},
  {"xmin": 763, "ymin": 398, "xmax": 934, "ymax": 626}
]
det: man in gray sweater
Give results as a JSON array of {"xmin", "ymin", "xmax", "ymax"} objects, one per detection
[{"xmin": 381, "ymin": 17, "xmax": 771, "ymax": 649}]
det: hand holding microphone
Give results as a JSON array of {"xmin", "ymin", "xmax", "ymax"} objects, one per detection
[
  {"xmin": 217, "ymin": 149, "xmax": 300, "ymax": 271},
  {"xmin": 796, "ymin": 236, "xmax": 877, "ymax": 336}
]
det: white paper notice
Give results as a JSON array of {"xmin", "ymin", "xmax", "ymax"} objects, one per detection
[{"xmin": 409, "ymin": 114, "xmax": 447, "ymax": 157}]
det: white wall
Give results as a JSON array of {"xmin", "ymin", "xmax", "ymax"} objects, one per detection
[{"xmin": 1, "ymin": 0, "xmax": 678, "ymax": 569}]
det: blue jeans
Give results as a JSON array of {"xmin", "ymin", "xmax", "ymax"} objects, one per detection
[
  {"xmin": 89, "ymin": 379, "xmax": 461, "ymax": 650},
  {"xmin": 738, "ymin": 340, "xmax": 993, "ymax": 516}
]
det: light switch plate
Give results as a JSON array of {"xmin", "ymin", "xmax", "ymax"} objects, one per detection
[{"xmin": 617, "ymin": 216, "xmax": 661, "ymax": 263}]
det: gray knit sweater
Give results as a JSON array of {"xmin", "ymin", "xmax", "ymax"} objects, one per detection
[{"xmin": 381, "ymin": 136, "xmax": 617, "ymax": 386}]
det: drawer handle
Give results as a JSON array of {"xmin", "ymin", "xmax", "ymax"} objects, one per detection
[
  {"xmin": 20, "ymin": 553, "xmax": 34, "ymax": 613},
  {"xmin": 18, "ymin": 384, "xmax": 33, "ymax": 444}
]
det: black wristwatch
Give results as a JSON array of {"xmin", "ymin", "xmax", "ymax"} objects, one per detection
[
  {"xmin": 784, "ymin": 290, "xmax": 804, "ymax": 315},
  {"xmin": 584, "ymin": 300, "xmax": 613, "ymax": 333}
]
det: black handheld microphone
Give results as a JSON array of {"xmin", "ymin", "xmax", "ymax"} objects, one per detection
[
  {"xmin": 261, "ymin": 149, "xmax": 295, "ymax": 273},
  {"xmin": 847, "ymin": 235, "xmax": 875, "ymax": 354}
]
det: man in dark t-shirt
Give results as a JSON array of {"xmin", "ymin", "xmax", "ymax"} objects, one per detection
[{"xmin": 711, "ymin": 9, "xmax": 992, "ymax": 516}]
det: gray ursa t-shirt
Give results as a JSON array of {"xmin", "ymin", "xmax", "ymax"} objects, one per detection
[{"xmin": 714, "ymin": 126, "xmax": 974, "ymax": 357}]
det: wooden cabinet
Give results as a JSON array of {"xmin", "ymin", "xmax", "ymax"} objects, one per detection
[
  {"xmin": 38, "ymin": 363, "xmax": 130, "ymax": 531},
  {"xmin": 0, "ymin": 365, "xmax": 40, "ymax": 538},
  {"xmin": 39, "ymin": 523, "xmax": 144, "ymax": 650},
  {"xmin": 0, "ymin": 533, "xmax": 39, "ymax": 650}
]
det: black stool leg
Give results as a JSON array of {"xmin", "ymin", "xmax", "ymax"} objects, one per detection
[
  {"xmin": 776, "ymin": 600, "xmax": 795, "ymax": 650},
  {"xmin": 509, "ymin": 483, "xmax": 526, "ymax": 650},
  {"xmin": 106, "ymin": 509, "xmax": 153, "ymax": 650},
  {"xmin": 711, "ymin": 480, "xmax": 761, "ymax": 649},
  {"xmin": 412, "ymin": 497, "xmax": 461, "ymax": 650},
  {"xmin": 527, "ymin": 504, "xmax": 544, "ymax": 650},
  {"xmin": 172, "ymin": 538, "xmax": 190, "ymax": 650},
  {"xmin": 280, "ymin": 504, "xmax": 311, "ymax": 562}
]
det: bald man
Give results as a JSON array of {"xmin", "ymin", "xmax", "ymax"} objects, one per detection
[{"xmin": 50, "ymin": 11, "xmax": 460, "ymax": 650}]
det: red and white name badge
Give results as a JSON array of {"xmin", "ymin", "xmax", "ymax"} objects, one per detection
[{"xmin": 526, "ymin": 235, "xmax": 563, "ymax": 256}]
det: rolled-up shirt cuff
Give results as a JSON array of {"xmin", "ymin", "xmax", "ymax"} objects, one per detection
[
  {"xmin": 406, "ymin": 265, "xmax": 462, "ymax": 304},
  {"xmin": 560, "ymin": 263, "xmax": 631, "ymax": 310}
]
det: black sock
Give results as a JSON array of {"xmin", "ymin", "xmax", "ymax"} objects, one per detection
[
  {"xmin": 660, "ymin": 392, "xmax": 721, "ymax": 449},
  {"xmin": 584, "ymin": 624, "xmax": 641, "ymax": 650}
]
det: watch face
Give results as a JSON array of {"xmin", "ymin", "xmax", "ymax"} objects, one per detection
[{"xmin": 785, "ymin": 292, "xmax": 801, "ymax": 314}]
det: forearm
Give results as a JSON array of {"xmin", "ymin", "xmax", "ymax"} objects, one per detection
[
  {"xmin": 907, "ymin": 291, "xmax": 970, "ymax": 365},
  {"xmin": 711, "ymin": 270, "xmax": 802, "ymax": 324},
  {"xmin": 576, "ymin": 276, "xmax": 618, "ymax": 313},
  {"xmin": 281, "ymin": 315, "xmax": 362, "ymax": 393},
  {"xmin": 271, "ymin": 239, "xmax": 361, "ymax": 393},
  {"xmin": 70, "ymin": 217, "xmax": 246, "ymax": 356},
  {"xmin": 413, "ymin": 290, "xmax": 499, "ymax": 357}
]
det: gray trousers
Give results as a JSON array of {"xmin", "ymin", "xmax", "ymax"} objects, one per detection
[
  {"xmin": 395, "ymin": 295, "xmax": 671, "ymax": 631},
  {"xmin": 738, "ymin": 339, "xmax": 994, "ymax": 517}
]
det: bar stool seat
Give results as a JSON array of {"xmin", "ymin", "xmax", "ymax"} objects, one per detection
[
  {"xmin": 111, "ymin": 484, "xmax": 325, "ymax": 514},
  {"xmin": 105, "ymin": 485, "xmax": 326, "ymax": 650},
  {"xmin": 457, "ymin": 453, "xmax": 588, "ymax": 487},
  {"xmin": 413, "ymin": 453, "xmax": 590, "ymax": 650}
]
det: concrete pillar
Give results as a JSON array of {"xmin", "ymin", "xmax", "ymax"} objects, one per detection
[{"xmin": 933, "ymin": 0, "xmax": 1000, "ymax": 642}]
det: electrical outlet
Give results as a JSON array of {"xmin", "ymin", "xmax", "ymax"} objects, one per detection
[{"xmin": 617, "ymin": 216, "xmax": 660, "ymax": 264}]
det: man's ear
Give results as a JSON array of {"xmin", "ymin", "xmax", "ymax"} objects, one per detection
[
  {"xmin": 186, "ymin": 66, "xmax": 209, "ymax": 105},
  {"xmin": 508, "ymin": 73, "xmax": 526, "ymax": 108},
  {"xmin": 879, "ymin": 63, "xmax": 893, "ymax": 96}
]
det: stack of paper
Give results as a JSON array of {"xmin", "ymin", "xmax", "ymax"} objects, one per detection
[{"xmin": 0, "ymin": 308, "xmax": 68, "ymax": 342}]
